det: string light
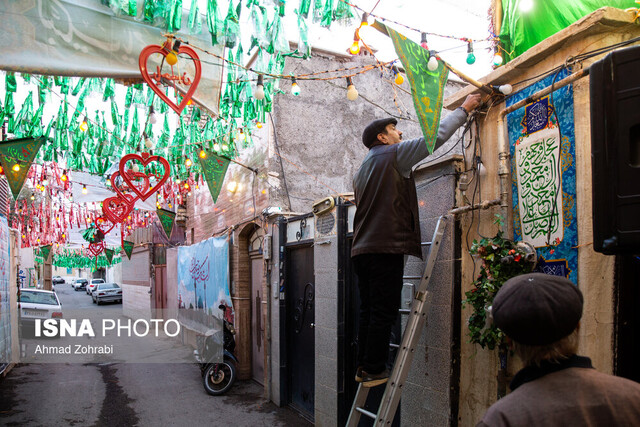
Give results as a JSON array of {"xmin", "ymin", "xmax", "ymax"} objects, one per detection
[
  {"xmin": 0, "ymin": 165, "xmax": 3, "ymax": 174},
  {"xmin": 420, "ymin": 33, "xmax": 429, "ymax": 50},
  {"xmin": 493, "ymin": 47, "xmax": 503, "ymax": 67},
  {"xmin": 12, "ymin": 164, "xmax": 20, "ymax": 172},
  {"xmin": 256, "ymin": 121, "xmax": 263, "ymax": 129},
  {"xmin": 61, "ymin": 170, "xmax": 68, "ymax": 182},
  {"xmin": 466, "ymin": 41, "xmax": 476, "ymax": 65},
  {"xmin": 199, "ymin": 148, "xmax": 207, "ymax": 158},
  {"xmin": 184, "ymin": 182, "xmax": 190, "ymax": 190},
  {"xmin": 185, "ymin": 157, "xmax": 193, "ymax": 167},
  {"xmin": 166, "ymin": 40, "xmax": 181, "ymax": 66},
  {"xmin": 427, "ymin": 51, "xmax": 439, "ymax": 72},
  {"xmin": 346, "ymin": 76, "xmax": 359, "ymax": 101},
  {"xmin": 350, "ymin": 29, "xmax": 361, "ymax": 55},
  {"xmin": 253, "ymin": 74, "xmax": 265, "ymax": 100},
  {"xmin": 290, "ymin": 78, "xmax": 301, "ymax": 96},
  {"xmin": 30, "ymin": 193, "xmax": 35, "ymax": 201},
  {"xmin": 520, "ymin": 0, "xmax": 534, "ymax": 12},
  {"xmin": 392, "ymin": 66, "xmax": 404, "ymax": 85},
  {"xmin": 360, "ymin": 12, "xmax": 369, "ymax": 27},
  {"xmin": 148, "ymin": 106, "xmax": 157, "ymax": 124},
  {"xmin": 82, "ymin": 185, "xmax": 88, "ymax": 194},
  {"xmin": 79, "ymin": 116, "xmax": 88, "ymax": 132}
]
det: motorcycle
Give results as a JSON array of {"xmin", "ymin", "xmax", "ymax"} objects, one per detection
[{"xmin": 194, "ymin": 303, "xmax": 238, "ymax": 395}]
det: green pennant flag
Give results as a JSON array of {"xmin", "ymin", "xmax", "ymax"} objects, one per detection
[
  {"xmin": 381, "ymin": 23, "xmax": 449, "ymax": 154},
  {"xmin": 122, "ymin": 240, "xmax": 134, "ymax": 260},
  {"xmin": 40, "ymin": 245, "xmax": 52, "ymax": 262},
  {"xmin": 156, "ymin": 208, "xmax": 176, "ymax": 238},
  {"xmin": 0, "ymin": 136, "xmax": 45, "ymax": 199},
  {"xmin": 105, "ymin": 248, "xmax": 115, "ymax": 265},
  {"xmin": 198, "ymin": 151, "xmax": 230, "ymax": 203}
]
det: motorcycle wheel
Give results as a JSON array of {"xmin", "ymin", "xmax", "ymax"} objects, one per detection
[{"xmin": 202, "ymin": 361, "xmax": 236, "ymax": 395}]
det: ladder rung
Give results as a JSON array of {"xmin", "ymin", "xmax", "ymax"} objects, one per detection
[
  {"xmin": 421, "ymin": 242, "xmax": 432, "ymax": 246},
  {"xmin": 389, "ymin": 343, "xmax": 399, "ymax": 349},
  {"xmin": 403, "ymin": 275, "xmax": 421, "ymax": 280},
  {"xmin": 399, "ymin": 309, "xmax": 410, "ymax": 315},
  {"xmin": 356, "ymin": 407, "xmax": 377, "ymax": 420}
]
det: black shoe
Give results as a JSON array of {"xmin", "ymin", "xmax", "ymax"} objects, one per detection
[
  {"xmin": 361, "ymin": 369, "xmax": 389, "ymax": 388},
  {"xmin": 355, "ymin": 366, "xmax": 363, "ymax": 382}
]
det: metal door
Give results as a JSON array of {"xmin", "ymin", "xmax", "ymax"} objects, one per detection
[
  {"xmin": 285, "ymin": 244, "xmax": 315, "ymax": 420},
  {"xmin": 251, "ymin": 256, "xmax": 265, "ymax": 384}
]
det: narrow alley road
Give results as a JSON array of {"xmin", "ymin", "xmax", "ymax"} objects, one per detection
[{"xmin": 0, "ymin": 282, "xmax": 312, "ymax": 426}]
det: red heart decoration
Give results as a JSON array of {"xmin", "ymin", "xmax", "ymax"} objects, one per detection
[
  {"xmin": 110, "ymin": 170, "xmax": 150, "ymax": 201},
  {"xmin": 88, "ymin": 242, "xmax": 105, "ymax": 257},
  {"xmin": 119, "ymin": 153, "xmax": 170, "ymax": 202},
  {"xmin": 103, "ymin": 195, "xmax": 135, "ymax": 224},
  {"xmin": 138, "ymin": 40, "xmax": 202, "ymax": 115}
]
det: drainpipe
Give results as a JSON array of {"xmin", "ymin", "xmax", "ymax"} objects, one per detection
[{"xmin": 494, "ymin": 66, "xmax": 590, "ymax": 397}]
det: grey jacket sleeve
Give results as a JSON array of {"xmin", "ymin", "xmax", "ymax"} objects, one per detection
[{"xmin": 396, "ymin": 108, "xmax": 468, "ymax": 177}]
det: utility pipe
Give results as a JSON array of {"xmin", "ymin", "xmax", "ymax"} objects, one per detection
[{"xmin": 496, "ymin": 67, "xmax": 590, "ymax": 233}]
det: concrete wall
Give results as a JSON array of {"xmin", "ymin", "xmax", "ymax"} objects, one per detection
[
  {"xmin": 444, "ymin": 8, "xmax": 640, "ymax": 425},
  {"xmin": 121, "ymin": 248, "xmax": 151, "ymax": 320}
]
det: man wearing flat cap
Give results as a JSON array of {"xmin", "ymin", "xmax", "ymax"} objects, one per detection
[
  {"xmin": 478, "ymin": 273, "xmax": 640, "ymax": 426},
  {"xmin": 351, "ymin": 94, "xmax": 481, "ymax": 387}
]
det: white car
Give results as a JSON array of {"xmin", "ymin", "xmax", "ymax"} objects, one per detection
[
  {"xmin": 19, "ymin": 289, "xmax": 62, "ymax": 329},
  {"xmin": 86, "ymin": 278, "xmax": 105, "ymax": 295}
]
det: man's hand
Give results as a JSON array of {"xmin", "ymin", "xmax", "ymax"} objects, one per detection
[{"xmin": 460, "ymin": 94, "xmax": 482, "ymax": 114}]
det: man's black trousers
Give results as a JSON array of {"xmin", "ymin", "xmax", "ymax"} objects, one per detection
[{"xmin": 353, "ymin": 253, "xmax": 404, "ymax": 374}]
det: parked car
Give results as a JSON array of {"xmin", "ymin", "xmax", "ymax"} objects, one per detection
[
  {"xmin": 18, "ymin": 289, "xmax": 62, "ymax": 329},
  {"xmin": 72, "ymin": 278, "xmax": 88, "ymax": 291},
  {"xmin": 86, "ymin": 278, "xmax": 105, "ymax": 295},
  {"xmin": 92, "ymin": 283, "xmax": 123, "ymax": 305},
  {"xmin": 52, "ymin": 276, "xmax": 65, "ymax": 285}
]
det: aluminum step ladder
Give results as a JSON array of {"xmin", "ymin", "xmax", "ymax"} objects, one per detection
[{"xmin": 346, "ymin": 216, "xmax": 447, "ymax": 426}]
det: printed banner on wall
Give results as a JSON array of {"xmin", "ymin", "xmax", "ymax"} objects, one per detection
[
  {"xmin": 507, "ymin": 69, "xmax": 578, "ymax": 283},
  {"xmin": 177, "ymin": 236, "xmax": 233, "ymax": 336},
  {"xmin": 0, "ymin": 216, "xmax": 12, "ymax": 366}
]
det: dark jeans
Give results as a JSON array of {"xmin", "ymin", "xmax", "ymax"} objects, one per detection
[{"xmin": 353, "ymin": 253, "xmax": 404, "ymax": 374}]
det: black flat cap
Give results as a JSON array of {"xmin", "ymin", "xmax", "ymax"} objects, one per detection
[
  {"xmin": 492, "ymin": 273, "xmax": 583, "ymax": 346},
  {"xmin": 362, "ymin": 118, "xmax": 397, "ymax": 148}
]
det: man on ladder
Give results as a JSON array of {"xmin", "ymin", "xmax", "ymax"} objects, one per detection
[{"xmin": 351, "ymin": 93, "xmax": 481, "ymax": 388}]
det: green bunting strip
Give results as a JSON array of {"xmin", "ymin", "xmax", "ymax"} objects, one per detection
[
  {"xmin": 0, "ymin": 136, "xmax": 45, "ymax": 199},
  {"xmin": 156, "ymin": 208, "xmax": 176, "ymax": 238},
  {"xmin": 198, "ymin": 151, "xmax": 230, "ymax": 203},
  {"xmin": 122, "ymin": 240, "xmax": 134, "ymax": 260},
  {"xmin": 39, "ymin": 245, "xmax": 52, "ymax": 262}
]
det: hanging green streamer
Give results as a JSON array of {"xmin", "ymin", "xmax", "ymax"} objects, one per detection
[
  {"xmin": 188, "ymin": 0, "xmax": 202, "ymax": 34},
  {"xmin": 320, "ymin": 0, "xmax": 335, "ymax": 28},
  {"xmin": 206, "ymin": 0, "xmax": 223, "ymax": 46},
  {"xmin": 312, "ymin": 0, "xmax": 324, "ymax": 22},
  {"xmin": 249, "ymin": 3, "xmax": 268, "ymax": 52},
  {"xmin": 297, "ymin": 12, "xmax": 311, "ymax": 58},
  {"xmin": 222, "ymin": 0, "xmax": 240, "ymax": 48},
  {"xmin": 71, "ymin": 78, "xmax": 85, "ymax": 96},
  {"xmin": 125, "ymin": 86, "xmax": 133, "ymax": 108},
  {"xmin": 103, "ymin": 78, "xmax": 115, "ymax": 101},
  {"xmin": 298, "ymin": 0, "xmax": 311, "ymax": 18},
  {"xmin": 5, "ymin": 73, "xmax": 17, "ymax": 92},
  {"xmin": 268, "ymin": 13, "xmax": 290, "ymax": 54},
  {"xmin": 167, "ymin": 0, "xmax": 183, "ymax": 33},
  {"xmin": 334, "ymin": 0, "xmax": 354, "ymax": 24}
]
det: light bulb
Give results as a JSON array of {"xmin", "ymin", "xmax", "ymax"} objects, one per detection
[
  {"xmin": 256, "ymin": 121, "xmax": 263, "ymax": 129},
  {"xmin": 350, "ymin": 41, "xmax": 360, "ymax": 55},
  {"xmin": 493, "ymin": 52, "xmax": 503, "ymax": 67},
  {"xmin": 149, "ymin": 108, "xmax": 157, "ymax": 124},
  {"xmin": 466, "ymin": 41, "xmax": 476, "ymax": 65},
  {"xmin": 291, "ymin": 78, "xmax": 301, "ymax": 96},
  {"xmin": 0, "ymin": 166, "xmax": 3, "ymax": 174},
  {"xmin": 184, "ymin": 182, "xmax": 190, "ymax": 189},
  {"xmin": 166, "ymin": 51, "xmax": 178, "ymax": 66},
  {"xmin": 61, "ymin": 171, "xmax": 68, "ymax": 182},
  {"xmin": 82, "ymin": 185, "xmax": 88, "ymax": 195},
  {"xmin": 346, "ymin": 77, "xmax": 358, "ymax": 101},
  {"xmin": 254, "ymin": 74, "xmax": 265, "ymax": 100},
  {"xmin": 227, "ymin": 181, "xmax": 238, "ymax": 193},
  {"xmin": 79, "ymin": 116, "xmax": 88, "ymax": 132},
  {"xmin": 347, "ymin": 85, "xmax": 359, "ymax": 101},
  {"xmin": 427, "ymin": 53, "xmax": 439, "ymax": 72},
  {"xmin": 144, "ymin": 135, "xmax": 154, "ymax": 149},
  {"xmin": 42, "ymin": 178, "xmax": 48, "ymax": 186},
  {"xmin": 221, "ymin": 144, "xmax": 228, "ymax": 151},
  {"xmin": 420, "ymin": 33, "xmax": 428, "ymax": 50},
  {"xmin": 520, "ymin": 0, "xmax": 533, "ymax": 12},
  {"xmin": 12, "ymin": 164, "xmax": 20, "ymax": 172},
  {"xmin": 132, "ymin": 164, "xmax": 140, "ymax": 173},
  {"xmin": 185, "ymin": 158, "xmax": 192, "ymax": 167},
  {"xmin": 213, "ymin": 143, "xmax": 220, "ymax": 151},
  {"xmin": 199, "ymin": 149, "xmax": 207, "ymax": 159},
  {"xmin": 499, "ymin": 84, "xmax": 513, "ymax": 95},
  {"xmin": 360, "ymin": 12, "xmax": 369, "ymax": 27},
  {"xmin": 30, "ymin": 193, "xmax": 35, "ymax": 201},
  {"xmin": 395, "ymin": 74, "xmax": 404, "ymax": 85}
]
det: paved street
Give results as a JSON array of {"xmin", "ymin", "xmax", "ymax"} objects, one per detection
[{"xmin": 0, "ymin": 282, "xmax": 312, "ymax": 426}]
